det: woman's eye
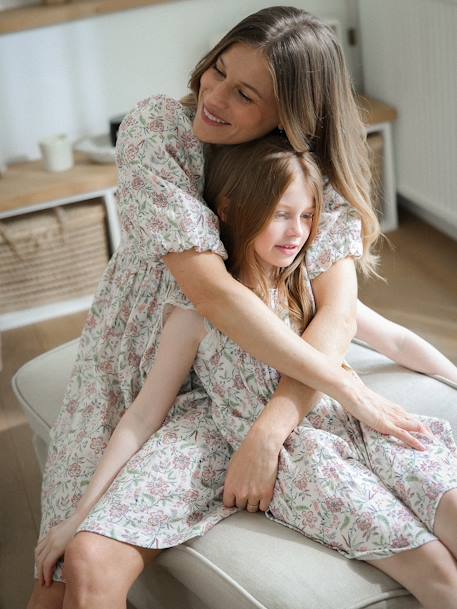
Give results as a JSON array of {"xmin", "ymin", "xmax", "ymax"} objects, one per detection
[
  {"xmin": 238, "ymin": 90, "xmax": 252, "ymax": 103},
  {"xmin": 301, "ymin": 213, "xmax": 314, "ymax": 220},
  {"xmin": 213, "ymin": 64, "xmax": 225, "ymax": 77},
  {"xmin": 275, "ymin": 212, "xmax": 288, "ymax": 219}
]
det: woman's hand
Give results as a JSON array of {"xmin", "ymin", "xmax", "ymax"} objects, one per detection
[
  {"xmin": 35, "ymin": 514, "xmax": 82, "ymax": 587},
  {"xmin": 339, "ymin": 366, "xmax": 432, "ymax": 450},
  {"xmin": 223, "ymin": 429, "xmax": 280, "ymax": 513}
]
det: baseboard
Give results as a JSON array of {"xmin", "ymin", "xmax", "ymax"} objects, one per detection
[{"xmin": 397, "ymin": 193, "xmax": 457, "ymax": 241}]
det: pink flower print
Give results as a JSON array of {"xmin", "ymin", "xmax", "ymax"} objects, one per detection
[
  {"xmin": 356, "ymin": 513, "xmax": 373, "ymax": 532},
  {"xmin": 161, "ymin": 431, "xmax": 178, "ymax": 445},
  {"xmin": 85, "ymin": 313, "xmax": 97, "ymax": 330},
  {"xmin": 154, "ymin": 193, "xmax": 169, "ymax": 208},
  {"xmin": 147, "ymin": 510, "xmax": 168, "ymax": 527},
  {"xmin": 127, "ymin": 351, "xmax": 141, "ymax": 368},
  {"xmin": 391, "ymin": 534, "xmax": 412, "ymax": 549},
  {"xmin": 183, "ymin": 489, "xmax": 200, "ymax": 503},
  {"xmin": 324, "ymin": 497, "xmax": 345, "ymax": 514},
  {"xmin": 69, "ymin": 463, "xmax": 82, "ymax": 478},
  {"xmin": 173, "ymin": 453, "xmax": 191, "ymax": 471},
  {"xmin": 209, "ymin": 353, "xmax": 221, "ymax": 367},
  {"xmin": 232, "ymin": 374, "xmax": 245, "ymax": 391},
  {"xmin": 187, "ymin": 511, "xmax": 204, "ymax": 526},
  {"xmin": 90, "ymin": 437, "xmax": 107, "ymax": 454},
  {"xmin": 301, "ymin": 510, "xmax": 318, "ymax": 528},
  {"xmin": 66, "ymin": 399, "xmax": 78, "ymax": 415},
  {"xmin": 149, "ymin": 118, "xmax": 165, "ymax": 133},
  {"xmin": 125, "ymin": 143, "xmax": 140, "ymax": 163},
  {"xmin": 132, "ymin": 176, "xmax": 145, "ymax": 190}
]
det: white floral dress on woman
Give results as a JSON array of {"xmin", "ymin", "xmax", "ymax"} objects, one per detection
[{"xmin": 39, "ymin": 95, "xmax": 382, "ymax": 581}]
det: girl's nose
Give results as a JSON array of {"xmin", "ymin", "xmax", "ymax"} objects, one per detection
[{"xmin": 286, "ymin": 220, "xmax": 302, "ymax": 236}]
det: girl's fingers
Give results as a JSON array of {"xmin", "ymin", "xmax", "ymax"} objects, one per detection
[{"xmin": 222, "ymin": 489, "xmax": 236, "ymax": 508}]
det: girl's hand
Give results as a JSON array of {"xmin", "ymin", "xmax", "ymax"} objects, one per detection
[
  {"xmin": 223, "ymin": 429, "xmax": 279, "ymax": 513},
  {"xmin": 339, "ymin": 367, "xmax": 432, "ymax": 450},
  {"xmin": 35, "ymin": 514, "xmax": 82, "ymax": 587}
]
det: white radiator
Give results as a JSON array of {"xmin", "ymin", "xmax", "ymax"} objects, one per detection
[{"xmin": 358, "ymin": 0, "xmax": 457, "ymax": 238}]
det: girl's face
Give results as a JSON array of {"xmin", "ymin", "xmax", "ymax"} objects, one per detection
[
  {"xmin": 252, "ymin": 163, "xmax": 315, "ymax": 278},
  {"xmin": 192, "ymin": 43, "xmax": 280, "ymax": 145}
]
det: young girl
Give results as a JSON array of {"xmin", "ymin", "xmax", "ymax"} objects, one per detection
[{"xmin": 37, "ymin": 137, "xmax": 457, "ymax": 608}]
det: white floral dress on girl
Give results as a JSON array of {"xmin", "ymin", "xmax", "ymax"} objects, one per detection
[{"xmin": 39, "ymin": 95, "xmax": 456, "ymax": 581}]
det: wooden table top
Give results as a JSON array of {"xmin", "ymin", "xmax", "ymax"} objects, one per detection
[{"xmin": 0, "ymin": 154, "xmax": 117, "ymax": 214}]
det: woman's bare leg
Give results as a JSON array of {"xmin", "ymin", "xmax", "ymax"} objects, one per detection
[
  {"xmin": 434, "ymin": 488, "xmax": 457, "ymax": 558},
  {"xmin": 62, "ymin": 532, "xmax": 160, "ymax": 609},
  {"xmin": 366, "ymin": 540, "xmax": 457, "ymax": 609},
  {"xmin": 27, "ymin": 580, "xmax": 65, "ymax": 609}
]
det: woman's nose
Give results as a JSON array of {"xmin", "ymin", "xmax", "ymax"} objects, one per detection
[{"xmin": 207, "ymin": 81, "xmax": 229, "ymax": 109}]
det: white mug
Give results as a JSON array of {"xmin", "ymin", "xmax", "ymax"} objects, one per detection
[{"xmin": 39, "ymin": 134, "xmax": 74, "ymax": 172}]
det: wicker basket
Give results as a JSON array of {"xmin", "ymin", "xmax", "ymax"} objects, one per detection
[
  {"xmin": 367, "ymin": 132, "xmax": 384, "ymax": 217},
  {"xmin": 0, "ymin": 201, "xmax": 109, "ymax": 314}
]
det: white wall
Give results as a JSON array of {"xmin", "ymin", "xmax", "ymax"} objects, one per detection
[
  {"xmin": 0, "ymin": 0, "xmax": 360, "ymax": 164},
  {"xmin": 358, "ymin": 0, "xmax": 457, "ymax": 239}
]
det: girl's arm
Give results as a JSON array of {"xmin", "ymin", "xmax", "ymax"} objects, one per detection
[
  {"xmin": 356, "ymin": 300, "xmax": 457, "ymax": 383},
  {"xmin": 35, "ymin": 307, "xmax": 206, "ymax": 587},
  {"xmin": 222, "ymin": 257, "xmax": 358, "ymax": 511}
]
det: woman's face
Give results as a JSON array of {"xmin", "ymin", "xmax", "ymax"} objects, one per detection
[
  {"xmin": 252, "ymin": 162, "xmax": 315, "ymax": 278},
  {"xmin": 192, "ymin": 43, "xmax": 280, "ymax": 145}
]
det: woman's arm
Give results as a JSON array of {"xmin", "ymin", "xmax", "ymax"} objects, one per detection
[
  {"xmin": 356, "ymin": 300, "xmax": 457, "ymax": 383},
  {"xmin": 35, "ymin": 307, "xmax": 205, "ymax": 586},
  {"xmin": 165, "ymin": 250, "xmax": 427, "ymax": 450},
  {"xmin": 222, "ymin": 257, "xmax": 358, "ymax": 511}
]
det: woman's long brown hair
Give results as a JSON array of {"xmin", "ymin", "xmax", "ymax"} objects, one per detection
[
  {"xmin": 183, "ymin": 6, "xmax": 380, "ymax": 276},
  {"xmin": 204, "ymin": 137, "xmax": 323, "ymax": 332}
]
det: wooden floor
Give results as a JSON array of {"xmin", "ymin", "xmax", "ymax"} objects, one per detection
[{"xmin": 1, "ymin": 209, "xmax": 456, "ymax": 609}]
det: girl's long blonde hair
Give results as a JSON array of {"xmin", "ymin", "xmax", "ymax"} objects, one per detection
[
  {"xmin": 183, "ymin": 6, "xmax": 379, "ymax": 275},
  {"xmin": 204, "ymin": 136, "xmax": 323, "ymax": 332}
]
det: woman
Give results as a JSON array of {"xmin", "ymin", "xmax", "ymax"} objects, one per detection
[
  {"xmin": 28, "ymin": 7, "xmax": 430, "ymax": 609},
  {"xmin": 37, "ymin": 137, "xmax": 457, "ymax": 608}
]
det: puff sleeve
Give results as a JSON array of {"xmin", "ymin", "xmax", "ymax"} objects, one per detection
[
  {"xmin": 115, "ymin": 95, "xmax": 227, "ymax": 260},
  {"xmin": 306, "ymin": 182, "xmax": 363, "ymax": 280}
]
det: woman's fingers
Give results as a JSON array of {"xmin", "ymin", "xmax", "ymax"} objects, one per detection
[{"xmin": 387, "ymin": 423, "xmax": 426, "ymax": 451}]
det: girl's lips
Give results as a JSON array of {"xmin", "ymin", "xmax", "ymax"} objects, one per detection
[
  {"xmin": 275, "ymin": 245, "xmax": 299, "ymax": 255},
  {"xmin": 201, "ymin": 105, "xmax": 230, "ymax": 126}
]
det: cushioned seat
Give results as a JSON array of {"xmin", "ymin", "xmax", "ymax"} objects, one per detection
[{"xmin": 12, "ymin": 340, "xmax": 457, "ymax": 609}]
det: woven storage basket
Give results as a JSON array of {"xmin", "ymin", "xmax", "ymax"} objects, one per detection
[
  {"xmin": 0, "ymin": 201, "xmax": 109, "ymax": 314},
  {"xmin": 367, "ymin": 132, "xmax": 384, "ymax": 217}
]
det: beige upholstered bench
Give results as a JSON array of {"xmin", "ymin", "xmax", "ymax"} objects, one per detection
[{"xmin": 12, "ymin": 339, "xmax": 457, "ymax": 609}]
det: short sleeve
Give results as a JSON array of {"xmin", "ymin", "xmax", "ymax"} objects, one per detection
[
  {"xmin": 306, "ymin": 182, "xmax": 363, "ymax": 280},
  {"xmin": 116, "ymin": 94, "xmax": 227, "ymax": 260}
]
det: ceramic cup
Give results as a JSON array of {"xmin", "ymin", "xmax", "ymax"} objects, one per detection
[{"xmin": 39, "ymin": 134, "xmax": 74, "ymax": 172}]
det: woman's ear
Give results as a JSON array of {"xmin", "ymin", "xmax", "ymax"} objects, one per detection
[{"xmin": 217, "ymin": 195, "xmax": 230, "ymax": 222}]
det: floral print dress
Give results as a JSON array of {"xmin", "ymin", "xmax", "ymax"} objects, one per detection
[
  {"xmin": 39, "ymin": 94, "xmax": 371, "ymax": 581},
  {"xmin": 194, "ymin": 290, "xmax": 457, "ymax": 560}
]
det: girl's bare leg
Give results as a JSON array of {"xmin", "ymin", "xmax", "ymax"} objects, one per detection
[
  {"xmin": 27, "ymin": 580, "xmax": 65, "ymax": 609},
  {"xmin": 366, "ymin": 540, "xmax": 457, "ymax": 609},
  {"xmin": 434, "ymin": 488, "xmax": 457, "ymax": 558},
  {"xmin": 63, "ymin": 532, "xmax": 160, "ymax": 609}
]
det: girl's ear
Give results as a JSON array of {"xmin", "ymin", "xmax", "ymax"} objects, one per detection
[{"xmin": 217, "ymin": 195, "xmax": 230, "ymax": 222}]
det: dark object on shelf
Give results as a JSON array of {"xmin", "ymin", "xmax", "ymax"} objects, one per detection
[{"xmin": 109, "ymin": 114, "xmax": 126, "ymax": 147}]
